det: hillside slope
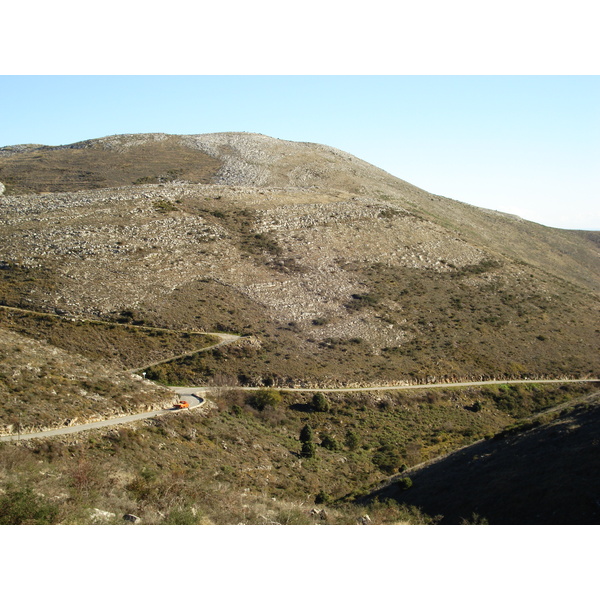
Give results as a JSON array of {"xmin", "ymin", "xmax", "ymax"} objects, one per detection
[
  {"xmin": 0, "ymin": 132, "xmax": 599, "ymax": 525},
  {"xmin": 367, "ymin": 391, "xmax": 600, "ymax": 524},
  {"xmin": 1, "ymin": 133, "xmax": 598, "ymax": 386}
]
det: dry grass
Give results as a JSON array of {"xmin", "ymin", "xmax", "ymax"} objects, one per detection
[
  {"xmin": 1, "ymin": 382, "xmax": 593, "ymax": 524},
  {"xmin": 0, "ymin": 135, "xmax": 221, "ymax": 195}
]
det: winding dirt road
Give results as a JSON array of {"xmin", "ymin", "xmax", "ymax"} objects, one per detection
[{"xmin": 1, "ymin": 319, "xmax": 598, "ymax": 442}]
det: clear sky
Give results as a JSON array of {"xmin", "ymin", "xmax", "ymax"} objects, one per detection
[{"xmin": 1, "ymin": 75, "xmax": 598, "ymax": 230}]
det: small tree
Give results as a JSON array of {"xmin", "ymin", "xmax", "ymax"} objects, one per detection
[
  {"xmin": 345, "ymin": 430, "xmax": 360, "ymax": 450},
  {"xmin": 301, "ymin": 441, "xmax": 316, "ymax": 459},
  {"xmin": 320, "ymin": 434, "xmax": 339, "ymax": 451},
  {"xmin": 299, "ymin": 424, "xmax": 313, "ymax": 443},
  {"xmin": 397, "ymin": 477, "xmax": 413, "ymax": 491},
  {"xmin": 311, "ymin": 392, "xmax": 330, "ymax": 412}
]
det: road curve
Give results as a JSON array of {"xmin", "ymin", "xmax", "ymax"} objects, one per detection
[
  {"xmin": 0, "ymin": 330, "xmax": 241, "ymax": 443},
  {"xmin": 0, "ymin": 394, "xmax": 206, "ymax": 443},
  {"xmin": 2, "ymin": 334, "xmax": 598, "ymax": 445}
]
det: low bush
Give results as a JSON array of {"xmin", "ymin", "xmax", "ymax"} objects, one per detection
[
  {"xmin": 372, "ymin": 444, "xmax": 404, "ymax": 474},
  {"xmin": 0, "ymin": 487, "xmax": 60, "ymax": 525},
  {"xmin": 320, "ymin": 434, "xmax": 339, "ymax": 451},
  {"xmin": 314, "ymin": 490, "xmax": 332, "ymax": 504},
  {"xmin": 311, "ymin": 392, "xmax": 330, "ymax": 412},
  {"xmin": 247, "ymin": 389, "xmax": 282, "ymax": 411},
  {"xmin": 397, "ymin": 477, "xmax": 413, "ymax": 491},
  {"xmin": 345, "ymin": 430, "xmax": 360, "ymax": 450}
]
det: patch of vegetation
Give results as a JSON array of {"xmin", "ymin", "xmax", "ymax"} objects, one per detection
[
  {"xmin": 0, "ymin": 262, "xmax": 57, "ymax": 309},
  {"xmin": 0, "ymin": 486, "xmax": 60, "ymax": 524},
  {"xmin": 153, "ymin": 199, "xmax": 178, "ymax": 213},
  {"xmin": 311, "ymin": 392, "xmax": 330, "ymax": 412},
  {"xmin": 0, "ymin": 138, "xmax": 221, "ymax": 194},
  {"xmin": 0, "ymin": 307, "xmax": 218, "ymax": 371},
  {"xmin": 0, "ymin": 382, "xmax": 595, "ymax": 524},
  {"xmin": 367, "ymin": 390, "xmax": 600, "ymax": 524},
  {"xmin": 247, "ymin": 389, "xmax": 283, "ymax": 411}
]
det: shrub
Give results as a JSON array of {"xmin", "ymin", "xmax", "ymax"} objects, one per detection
[
  {"xmin": 345, "ymin": 430, "xmax": 360, "ymax": 450},
  {"xmin": 163, "ymin": 507, "xmax": 203, "ymax": 525},
  {"xmin": 321, "ymin": 434, "xmax": 339, "ymax": 451},
  {"xmin": 397, "ymin": 477, "xmax": 413, "ymax": 491},
  {"xmin": 372, "ymin": 444, "xmax": 404, "ymax": 474},
  {"xmin": 315, "ymin": 491, "xmax": 332, "ymax": 504},
  {"xmin": 247, "ymin": 389, "xmax": 282, "ymax": 411},
  {"xmin": 471, "ymin": 399, "xmax": 484, "ymax": 412},
  {"xmin": 0, "ymin": 487, "xmax": 60, "ymax": 525},
  {"xmin": 312, "ymin": 317, "xmax": 329, "ymax": 326},
  {"xmin": 301, "ymin": 441, "xmax": 316, "ymax": 459},
  {"xmin": 460, "ymin": 512, "xmax": 489, "ymax": 525},
  {"xmin": 311, "ymin": 392, "xmax": 330, "ymax": 412}
]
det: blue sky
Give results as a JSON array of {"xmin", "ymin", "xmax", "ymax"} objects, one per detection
[{"xmin": 1, "ymin": 75, "xmax": 597, "ymax": 230}]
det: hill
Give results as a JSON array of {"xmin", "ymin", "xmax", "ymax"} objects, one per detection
[
  {"xmin": 1, "ymin": 133, "xmax": 598, "ymax": 388},
  {"xmin": 0, "ymin": 132, "xmax": 598, "ymax": 524}
]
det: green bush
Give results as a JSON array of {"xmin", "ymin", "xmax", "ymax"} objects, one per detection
[
  {"xmin": 321, "ymin": 434, "xmax": 339, "ymax": 451},
  {"xmin": 311, "ymin": 392, "xmax": 330, "ymax": 412},
  {"xmin": 247, "ymin": 389, "xmax": 282, "ymax": 411},
  {"xmin": 315, "ymin": 490, "xmax": 332, "ymax": 504},
  {"xmin": 345, "ymin": 430, "xmax": 360, "ymax": 450},
  {"xmin": 397, "ymin": 477, "xmax": 413, "ymax": 491},
  {"xmin": 372, "ymin": 444, "xmax": 404, "ymax": 474},
  {"xmin": 301, "ymin": 441, "xmax": 316, "ymax": 459},
  {"xmin": 299, "ymin": 424, "xmax": 313, "ymax": 443},
  {"xmin": 0, "ymin": 487, "xmax": 60, "ymax": 525}
]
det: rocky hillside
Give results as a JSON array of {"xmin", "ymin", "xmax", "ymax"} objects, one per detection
[{"xmin": 1, "ymin": 133, "xmax": 598, "ymax": 388}]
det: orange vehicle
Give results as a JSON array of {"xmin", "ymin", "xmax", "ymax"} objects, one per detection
[{"xmin": 173, "ymin": 400, "xmax": 190, "ymax": 409}]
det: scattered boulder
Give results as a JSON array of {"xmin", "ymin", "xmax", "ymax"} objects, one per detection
[
  {"xmin": 309, "ymin": 508, "xmax": 328, "ymax": 521},
  {"xmin": 88, "ymin": 508, "xmax": 116, "ymax": 523},
  {"xmin": 357, "ymin": 514, "xmax": 371, "ymax": 525},
  {"xmin": 123, "ymin": 513, "xmax": 141, "ymax": 524}
]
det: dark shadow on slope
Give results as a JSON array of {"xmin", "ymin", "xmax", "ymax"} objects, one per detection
[{"xmin": 362, "ymin": 392, "xmax": 600, "ymax": 524}]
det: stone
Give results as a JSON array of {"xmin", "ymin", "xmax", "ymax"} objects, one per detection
[
  {"xmin": 89, "ymin": 508, "xmax": 116, "ymax": 523},
  {"xmin": 123, "ymin": 513, "xmax": 141, "ymax": 523}
]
